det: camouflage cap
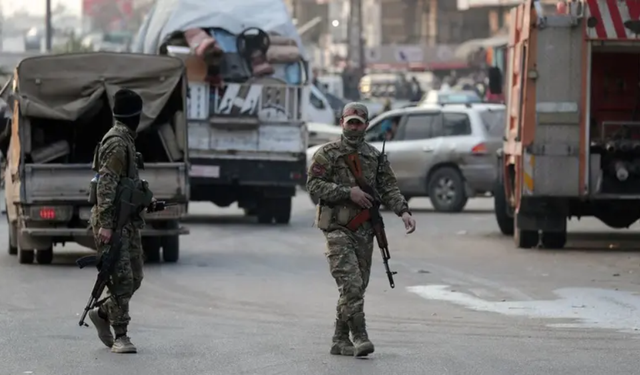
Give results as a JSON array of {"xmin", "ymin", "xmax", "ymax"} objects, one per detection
[{"xmin": 342, "ymin": 102, "xmax": 369, "ymax": 123}]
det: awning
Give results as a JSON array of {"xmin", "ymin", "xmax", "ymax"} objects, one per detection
[{"xmin": 454, "ymin": 35, "xmax": 509, "ymax": 60}]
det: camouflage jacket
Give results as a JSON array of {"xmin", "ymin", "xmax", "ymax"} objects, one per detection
[
  {"xmin": 306, "ymin": 139, "xmax": 409, "ymax": 216},
  {"xmin": 91, "ymin": 122, "xmax": 140, "ymax": 229}
]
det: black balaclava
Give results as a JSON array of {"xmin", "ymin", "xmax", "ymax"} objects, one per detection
[{"xmin": 112, "ymin": 89, "xmax": 143, "ymax": 133}]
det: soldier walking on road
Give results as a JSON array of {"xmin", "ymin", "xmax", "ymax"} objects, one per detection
[
  {"xmin": 88, "ymin": 89, "xmax": 148, "ymax": 354},
  {"xmin": 306, "ymin": 102, "xmax": 417, "ymax": 357}
]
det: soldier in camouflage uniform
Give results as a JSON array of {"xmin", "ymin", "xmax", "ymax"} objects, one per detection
[
  {"xmin": 307, "ymin": 102, "xmax": 417, "ymax": 357},
  {"xmin": 88, "ymin": 89, "xmax": 148, "ymax": 354}
]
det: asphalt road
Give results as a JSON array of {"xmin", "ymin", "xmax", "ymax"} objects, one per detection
[{"xmin": 2, "ymin": 193, "xmax": 640, "ymax": 375}]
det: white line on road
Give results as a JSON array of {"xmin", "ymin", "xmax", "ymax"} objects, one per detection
[{"xmin": 407, "ymin": 284, "xmax": 640, "ymax": 333}]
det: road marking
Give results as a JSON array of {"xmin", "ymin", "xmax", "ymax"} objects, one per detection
[{"xmin": 407, "ymin": 284, "xmax": 640, "ymax": 333}]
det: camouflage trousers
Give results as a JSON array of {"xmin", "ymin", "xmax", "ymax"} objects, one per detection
[
  {"xmin": 92, "ymin": 223, "xmax": 144, "ymax": 335},
  {"xmin": 324, "ymin": 226, "xmax": 374, "ymax": 322}
]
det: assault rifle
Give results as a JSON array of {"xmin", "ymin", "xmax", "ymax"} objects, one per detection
[
  {"xmin": 343, "ymin": 139, "xmax": 397, "ymax": 288},
  {"xmin": 76, "ymin": 182, "xmax": 171, "ymax": 327}
]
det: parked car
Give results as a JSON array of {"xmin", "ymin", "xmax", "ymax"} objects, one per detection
[
  {"xmin": 306, "ymin": 103, "xmax": 506, "ymax": 212},
  {"xmin": 419, "ymin": 90, "xmax": 483, "ymax": 106}
]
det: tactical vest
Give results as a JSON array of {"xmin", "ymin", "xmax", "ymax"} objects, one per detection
[
  {"xmin": 88, "ymin": 128, "xmax": 153, "ymax": 225},
  {"xmin": 91, "ymin": 127, "xmax": 138, "ymax": 179}
]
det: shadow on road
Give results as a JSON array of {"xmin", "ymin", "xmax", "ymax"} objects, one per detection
[
  {"xmin": 182, "ymin": 214, "xmax": 257, "ymax": 225},
  {"xmin": 488, "ymin": 231, "xmax": 640, "ymax": 253},
  {"xmin": 563, "ymin": 232, "xmax": 640, "ymax": 252}
]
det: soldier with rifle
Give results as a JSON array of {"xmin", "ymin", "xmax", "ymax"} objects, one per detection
[
  {"xmin": 78, "ymin": 89, "xmax": 168, "ymax": 354},
  {"xmin": 307, "ymin": 102, "xmax": 416, "ymax": 358}
]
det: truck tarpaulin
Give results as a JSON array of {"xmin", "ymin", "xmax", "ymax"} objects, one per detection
[
  {"xmin": 14, "ymin": 52, "xmax": 184, "ymax": 132},
  {"xmin": 132, "ymin": 0, "xmax": 305, "ymax": 58}
]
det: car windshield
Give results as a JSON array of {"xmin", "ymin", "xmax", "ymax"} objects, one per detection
[
  {"xmin": 439, "ymin": 92, "xmax": 482, "ymax": 104},
  {"xmin": 479, "ymin": 108, "xmax": 506, "ymax": 137}
]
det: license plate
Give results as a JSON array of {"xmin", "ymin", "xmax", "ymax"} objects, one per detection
[{"xmin": 190, "ymin": 165, "xmax": 220, "ymax": 178}]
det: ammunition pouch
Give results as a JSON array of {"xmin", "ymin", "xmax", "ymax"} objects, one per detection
[
  {"xmin": 315, "ymin": 202, "xmax": 365, "ymax": 231},
  {"xmin": 116, "ymin": 177, "xmax": 154, "ymax": 223}
]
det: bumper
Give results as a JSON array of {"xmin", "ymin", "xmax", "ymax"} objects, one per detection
[
  {"xmin": 21, "ymin": 226, "xmax": 189, "ymax": 237},
  {"xmin": 190, "ymin": 157, "xmax": 306, "ymax": 187},
  {"xmin": 460, "ymin": 164, "xmax": 496, "ymax": 194}
]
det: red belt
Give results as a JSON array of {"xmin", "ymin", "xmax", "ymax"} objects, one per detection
[{"xmin": 347, "ymin": 209, "xmax": 371, "ymax": 231}]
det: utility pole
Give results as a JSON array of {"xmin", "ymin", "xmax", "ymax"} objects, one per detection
[
  {"xmin": 45, "ymin": 0, "xmax": 53, "ymax": 52},
  {"xmin": 346, "ymin": 0, "xmax": 365, "ymax": 99}
]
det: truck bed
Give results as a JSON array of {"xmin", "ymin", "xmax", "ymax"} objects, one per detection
[{"xmin": 21, "ymin": 163, "xmax": 188, "ymax": 204}]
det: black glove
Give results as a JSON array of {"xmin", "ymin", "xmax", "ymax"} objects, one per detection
[{"xmin": 147, "ymin": 201, "xmax": 168, "ymax": 213}]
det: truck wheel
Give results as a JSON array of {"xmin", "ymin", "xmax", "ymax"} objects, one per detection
[
  {"xmin": 162, "ymin": 236, "xmax": 180, "ymax": 263},
  {"xmin": 274, "ymin": 197, "xmax": 292, "ymax": 224},
  {"xmin": 36, "ymin": 246, "xmax": 53, "ymax": 265},
  {"xmin": 257, "ymin": 199, "xmax": 274, "ymax": 224},
  {"xmin": 161, "ymin": 220, "xmax": 180, "ymax": 263},
  {"xmin": 18, "ymin": 248, "xmax": 34, "ymax": 264},
  {"xmin": 142, "ymin": 237, "xmax": 161, "ymax": 263},
  {"xmin": 541, "ymin": 231, "xmax": 567, "ymax": 249},
  {"xmin": 493, "ymin": 176, "xmax": 514, "ymax": 235},
  {"xmin": 515, "ymin": 227, "xmax": 538, "ymax": 249},
  {"xmin": 427, "ymin": 167, "xmax": 468, "ymax": 213},
  {"xmin": 243, "ymin": 208, "xmax": 258, "ymax": 216},
  {"xmin": 514, "ymin": 214, "xmax": 538, "ymax": 248},
  {"xmin": 7, "ymin": 219, "xmax": 17, "ymax": 255}
]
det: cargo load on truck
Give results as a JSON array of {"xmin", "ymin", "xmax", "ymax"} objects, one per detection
[
  {"xmin": 132, "ymin": 0, "xmax": 309, "ymax": 224},
  {"xmin": 4, "ymin": 52, "xmax": 190, "ymax": 265},
  {"xmin": 495, "ymin": 0, "xmax": 640, "ymax": 249}
]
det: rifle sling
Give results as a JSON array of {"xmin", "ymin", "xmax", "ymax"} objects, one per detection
[{"xmin": 343, "ymin": 153, "xmax": 375, "ymax": 231}]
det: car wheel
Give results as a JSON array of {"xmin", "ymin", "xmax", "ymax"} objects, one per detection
[{"xmin": 427, "ymin": 167, "xmax": 468, "ymax": 213}]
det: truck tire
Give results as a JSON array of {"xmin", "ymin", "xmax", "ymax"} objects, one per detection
[
  {"xmin": 36, "ymin": 246, "xmax": 53, "ymax": 265},
  {"xmin": 514, "ymin": 215, "xmax": 539, "ymax": 248},
  {"xmin": 541, "ymin": 231, "xmax": 567, "ymax": 249},
  {"xmin": 257, "ymin": 199, "xmax": 274, "ymax": 224},
  {"xmin": 493, "ymin": 176, "xmax": 514, "ymax": 235},
  {"xmin": 142, "ymin": 237, "xmax": 161, "ymax": 263},
  {"xmin": 243, "ymin": 208, "xmax": 258, "ymax": 216},
  {"xmin": 7, "ymin": 217, "xmax": 17, "ymax": 255},
  {"xmin": 427, "ymin": 167, "xmax": 468, "ymax": 213},
  {"xmin": 274, "ymin": 197, "xmax": 292, "ymax": 224},
  {"xmin": 18, "ymin": 248, "xmax": 34, "ymax": 264},
  {"xmin": 162, "ymin": 236, "xmax": 180, "ymax": 263},
  {"xmin": 161, "ymin": 220, "xmax": 180, "ymax": 263}
]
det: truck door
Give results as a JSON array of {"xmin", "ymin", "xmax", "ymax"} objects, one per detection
[{"xmin": 520, "ymin": 11, "xmax": 585, "ymax": 197}]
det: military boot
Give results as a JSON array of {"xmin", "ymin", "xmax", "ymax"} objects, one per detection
[
  {"xmin": 348, "ymin": 312, "xmax": 375, "ymax": 357},
  {"xmin": 330, "ymin": 319, "xmax": 355, "ymax": 356},
  {"xmin": 88, "ymin": 308, "xmax": 114, "ymax": 348},
  {"xmin": 111, "ymin": 336, "xmax": 137, "ymax": 354}
]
